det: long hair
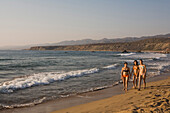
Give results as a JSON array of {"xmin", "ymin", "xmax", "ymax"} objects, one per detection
[
  {"xmin": 134, "ymin": 60, "xmax": 138, "ymax": 66},
  {"xmin": 124, "ymin": 62, "xmax": 128, "ymax": 65},
  {"xmin": 140, "ymin": 59, "xmax": 143, "ymax": 64}
]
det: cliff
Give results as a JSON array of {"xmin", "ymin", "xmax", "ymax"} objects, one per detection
[{"xmin": 28, "ymin": 38, "xmax": 170, "ymax": 53}]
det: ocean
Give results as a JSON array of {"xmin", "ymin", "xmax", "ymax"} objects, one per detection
[{"xmin": 0, "ymin": 50, "xmax": 169, "ymax": 109}]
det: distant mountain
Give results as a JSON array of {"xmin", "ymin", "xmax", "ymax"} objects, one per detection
[
  {"xmin": 28, "ymin": 38, "xmax": 170, "ymax": 53},
  {"xmin": 55, "ymin": 33, "xmax": 170, "ymax": 45},
  {"xmin": 1, "ymin": 33, "xmax": 170, "ymax": 50}
]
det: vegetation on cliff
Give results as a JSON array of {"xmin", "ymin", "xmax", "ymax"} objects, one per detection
[{"xmin": 28, "ymin": 38, "xmax": 170, "ymax": 53}]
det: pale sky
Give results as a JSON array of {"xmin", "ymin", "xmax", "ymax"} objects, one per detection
[{"xmin": 0, "ymin": 0, "xmax": 170, "ymax": 46}]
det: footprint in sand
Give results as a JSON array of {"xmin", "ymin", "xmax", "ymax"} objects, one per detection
[
  {"xmin": 162, "ymin": 90, "xmax": 167, "ymax": 94},
  {"xmin": 145, "ymin": 96, "xmax": 151, "ymax": 98},
  {"xmin": 154, "ymin": 101, "xmax": 164, "ymax": 107},
  {"xmin": 162, "ymin": 98, "xmax": 169, "ymax": 104},
  {"xmin": 153, "ymin": 108, "xmax": 163, "ymax": 112},
  {"xmin": 150, "ymin": 86, "xmax": 154, "ymax": 89},
  {"xmin": 160, "ymin": 102, "xmax": 169, "ymax": 108},
  {"xmin": 128, "ymin": 102, "xmax": 134, "ymax": 104},
  {"xmin": 131, "ymin": 105, "xmax": 140, "ymax": 110},
  {"xmin": 128, "ymin": 97, "xmax": 133, "ymax": 100},
  {"xmin": 154, "ymin": 94, "xmax": 161, "ymax": 97},
  {"xmin": 149, "ymin": 91, "xmax": 152, "ymax": 94},
  {"xmin": 138, "ymin": 108, "xmax": 145, "ymax": 112}
]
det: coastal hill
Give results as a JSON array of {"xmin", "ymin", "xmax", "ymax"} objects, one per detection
[
  {"xmin": 1, "ymin": 33, "xmax": 170, "ymax": 50},
  {"xmin": 28, "ymin": 38, "xmax": 170, "ymax": 53},
  {"xmin": 55, "ymin": 33, "xmax": 170, "ymax": 45}
]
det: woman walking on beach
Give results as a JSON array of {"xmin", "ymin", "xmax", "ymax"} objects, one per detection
[
  {"xmin": 138, "ymin": 59, "xmax": 147, "ymax": 91},
  {"xmin": 121, "ymin": 62, "xmax": 131, "ymax": 91},
  {"xmin": 131, "ymin": 60, "xmax": 139, "ymax": 89}
]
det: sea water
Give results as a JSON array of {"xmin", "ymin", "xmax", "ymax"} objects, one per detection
[{"xmin": 0, "ymin": 50, "xmax": 169, "ymax": 109}]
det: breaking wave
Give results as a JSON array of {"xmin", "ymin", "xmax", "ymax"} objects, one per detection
[
  {"xmin": 0, "ymin": 68, "xmax": 99, "ymax": 93},
  {"xmin": 103, "ymin": 64, "xmax": 118, "ymax": 69},
  {"xmin": 118, "ymin": 52, "xmax": 136, "ymax": 56}
]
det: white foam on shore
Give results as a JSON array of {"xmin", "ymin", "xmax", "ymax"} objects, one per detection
[
  {"xmin": 118, "ymin": 52, "xmax": 136, "ymax": 56},
  {"xmin": 0, "ymin": 68, "xmax": 99, "ymax": 93},
  {"xmin": 129, "ymin": 53, "xmax": 167, "ymax": 59},
  {"xmin": 103, "ymin": 64, "xmax": 118, "ymax": 69},
  {"xmin": 147, "ymin": 60, "xmax": 170, "ymax": 77},
  {"xmin": 0, "ymin": 97, "xmax": 46, "ymax": 109},
  {"xmin": 0, "ymin": 63, "xmax": 122, "ymax": 93},
  {"xmin": 148, "ymin": 62, "xmax": 170, "ymax": 71},
  {"xmin": 119, "ymin": 59, "xmax": 134, "ymax": 62}
]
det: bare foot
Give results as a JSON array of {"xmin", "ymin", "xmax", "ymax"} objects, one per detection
[{"xmin": 133, "ymin": 86, "xmax": 136, "ymax": 89}]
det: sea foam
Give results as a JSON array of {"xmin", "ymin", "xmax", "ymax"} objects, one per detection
[
  {"xmin": 129, "ymin": 53, "xmax": 167, "ymax": 59},
  {"xmin": 103, "ymin": 64, "xmax": 118, "ymax": 69},
  {"xmin": 118, "ymin": 52, "xmax": 136, "ymax": 56},
  {"xmin": 0, "ymin": 68, "xmax": 99, "ymax": 93},
  {"xmin": 0, "ymin": 63, "xmax": 120, "ymax": 93},
  {"xmin": 0, "ymin": 97, "xmax": 46, "ymax": 109}
]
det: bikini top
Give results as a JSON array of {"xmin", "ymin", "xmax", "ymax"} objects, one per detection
[
  {"xmin": 133, "ymin": 66, "xmax": 139, "ymax": 70},
  {"xmin": 139, "ymin": 65, "xmax": 145, "ymax": 69},
  {"xmin": 123, "ymin": 69, "xmax": 129, "ymax": 72}
]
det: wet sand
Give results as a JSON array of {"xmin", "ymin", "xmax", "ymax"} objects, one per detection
[
  {"xmin": 1, "ymin": 72, "xmax": 170, "ymax": 113},
  {"xmin": 52, "ymin": 76, "xmax": 170, "ymax": 113}
]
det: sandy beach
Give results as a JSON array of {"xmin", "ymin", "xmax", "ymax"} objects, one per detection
[
  {"xmin": 1, "ymin": 0, "xmax": 170, "ymax": 113},
  {"xmin": 52, "ymin": 76, "xmax": 170, "ymax": 113},
  {"xmin": 0, "ymin": 71, "xmax": 169, "ymax": 113}
]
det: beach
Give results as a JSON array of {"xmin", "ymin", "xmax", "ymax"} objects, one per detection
[
  {"xmin": 1, "ymin": 0, "xmax": 170, "ymax": 112},
  {"xmin": 52, "ymin": 75, "xmax": 170, "ymax": 113},
  {"xmin": 0, "ymin": 50, "xmax": 169, "ymax": 113},
  {"xmin": 0, "ymin": 71, "xmax": 169, "ymax": 113}
]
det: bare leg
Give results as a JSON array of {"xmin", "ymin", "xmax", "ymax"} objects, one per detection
[
  {"xmin": 125, "ymin": 77, "xmax": 129, "ymax": 91},
  {"xmin": 133, "ymin": 75, "xmax": 135, "ymax": 88},
  {"xmin": 138, "ymin": 75, "xmax": 142, "ymax": 91},
  {"xmin": 143, "ymin": 75, "xmax": 146, "ymax": 89},
  {"xmin": 135, "ymin": 76, "xmax": 138, "ymax": 88},
  {"xmin": 122, "ymin": 77, "xmax": 125, "ymax": 90}
]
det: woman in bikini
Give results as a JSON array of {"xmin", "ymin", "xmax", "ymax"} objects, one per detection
[
  {"xmin": 131, "ymin": 60, "xmax": 139, "ymax": 89},
  {"xmin": 138, "ymin": 59, "xmax": 147, "ymax": 91},
  {"xmin": 121, "ymin": 62, "xmax": 130, "ymax": 91}
]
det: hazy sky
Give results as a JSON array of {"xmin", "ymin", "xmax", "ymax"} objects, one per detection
[{"xmin": 0, "ymin": 0, "xmax": 170, "ymax": 46}]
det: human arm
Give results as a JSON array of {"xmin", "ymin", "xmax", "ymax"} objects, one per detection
[
  {"xmin": 131, "ymin": 66, "xmax": 134, "ymax": 78},
  {"xmin": 144, "ymin": 65, "xmax": 147, "ymax": 76},
  {"xmin": 128, "ymin": 67, "xmax": 131, "ymax": 79},
  {"xmin": 137, "ymin": 66, "xmax": 139, "ymax": 75},
  {"xmin": 121, "ymin": 68, "xmax": 123, "ymax": 79}
]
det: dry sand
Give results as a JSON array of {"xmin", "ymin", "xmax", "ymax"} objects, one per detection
[
  {"xmin": 52, "ymin": 77, "xmax": 170, "ymax": 113},
  {"xmin": 1, "ymin": 74, "xmax": 169, "ymax": 113}
]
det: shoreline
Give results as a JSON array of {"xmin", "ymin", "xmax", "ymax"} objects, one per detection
[
  {"xmin": 53, "ymin": 75, "xmax": 170, "ymax": 113},
  {"xmin": 1, "ymin": 70, "xmax": 169, "ymax": 113},
  {"xmin": 26, "ymin": 49, "xmax": 170, "ymax": 54}
]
